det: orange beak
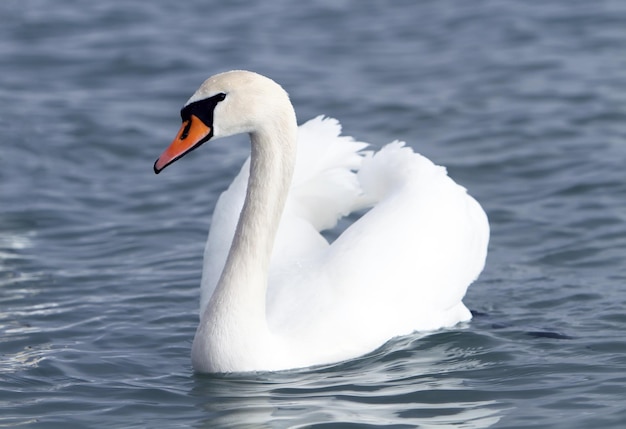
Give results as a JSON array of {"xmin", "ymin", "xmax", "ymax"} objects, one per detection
[{"xmin": 154, "ymin": 114, "xmax": 212, "ymax": 174}]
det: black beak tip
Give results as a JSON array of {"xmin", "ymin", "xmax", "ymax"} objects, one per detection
[{"xmin": 153, "ymin": 160, "xmax": 162, "ymax": 175}]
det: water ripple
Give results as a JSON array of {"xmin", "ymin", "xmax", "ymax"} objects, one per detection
[{"xmin": 2, "ymin": 0, "xmax": 626, "ymax": 427}]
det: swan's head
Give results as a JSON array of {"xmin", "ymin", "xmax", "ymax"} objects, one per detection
[{"xmin": 154, "ymin": 70, "xmax": 294, "ymax": 174}]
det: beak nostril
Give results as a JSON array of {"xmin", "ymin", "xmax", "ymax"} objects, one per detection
[{"xmin": 180, "ymin": 120, "xmax": 192, "ymax": 140}]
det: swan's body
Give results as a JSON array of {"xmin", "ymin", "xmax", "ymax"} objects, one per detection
[{"xmin": 154, "ymin": 71, "xmax": 489, "ymax": 373}]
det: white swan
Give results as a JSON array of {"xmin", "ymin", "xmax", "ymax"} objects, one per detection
[{"xmin": 154, "ymin": 70, "xmax": 489, "ymax": 373}]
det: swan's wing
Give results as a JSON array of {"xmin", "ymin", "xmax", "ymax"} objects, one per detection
[
  {"xmin": 270, "ymin": 142, "xmax": 489, "ymax": 347},
  {"xmin": 287, "ymin": 116, "xmax": 368, "ymax": 231},
  {"xmin": 325, "ymin": 141, "xmax": 489, "ymax": 335}
]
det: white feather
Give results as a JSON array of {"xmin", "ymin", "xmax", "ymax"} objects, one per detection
[{"xmin": 159, "ymin": 71, "xmax": 490, "ymax": 373}]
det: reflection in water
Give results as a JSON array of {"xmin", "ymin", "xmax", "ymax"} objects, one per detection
[
  {"xmin": 191, "ymin": 334, "xmax": 503, "ymax": 428},
  {"xmin": 0, "ymin": 231, "xmax": 47, "ymax": 375},
  {"xmin": 0, "ymin": 232, "xmax": 34, "ymax": 256},
  {"xmin": 0, "ymin": 343, "xmax": 49, "ymax": 374}
]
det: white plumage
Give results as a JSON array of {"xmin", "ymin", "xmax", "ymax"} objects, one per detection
[{"xmin": 154, "ymin": 71, "xmax": 489, "ymax": 373}]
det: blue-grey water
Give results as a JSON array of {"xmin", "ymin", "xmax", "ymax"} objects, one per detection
[{"xmin": 2, "ymin": 0, "xmax": 626, "ymax": 427}]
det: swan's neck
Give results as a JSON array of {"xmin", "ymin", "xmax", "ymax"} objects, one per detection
[
  {"xmin": 196, "ymin": 115, "xmax": 297, "ymax": 368},
  {"xmin": 215, "ymin": 127, "xmax": 296, "ymax": 317}
]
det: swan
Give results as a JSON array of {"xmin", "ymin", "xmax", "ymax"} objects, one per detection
[{"xmin": 154, "ymin": 70, "xmax": 489, "ymax": 373}]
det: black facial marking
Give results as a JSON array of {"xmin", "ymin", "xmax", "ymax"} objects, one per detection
[{"xmin": 180, "ymin": 92, "xmax": 226, "ymax": 129}]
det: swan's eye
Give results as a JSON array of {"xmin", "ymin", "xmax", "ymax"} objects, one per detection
[{"xmin": 216, "ymin": 92, "xmax": 226, "ymax": 102}]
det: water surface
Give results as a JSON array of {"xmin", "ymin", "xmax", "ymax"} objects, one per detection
[{"xmin": 1, "ymin": 0, "xmax": 626, "ymax": 427}]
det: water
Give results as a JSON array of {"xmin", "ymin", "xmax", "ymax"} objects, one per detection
[{"xmin": 1, "ymin": 0, "xmax": 626, "ymax": 427}]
